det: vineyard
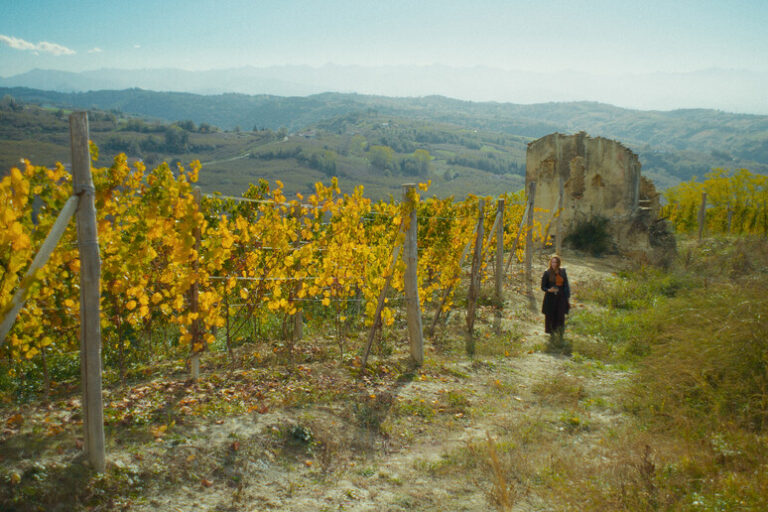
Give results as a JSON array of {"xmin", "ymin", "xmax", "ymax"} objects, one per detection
[
  {"xmin": 5, "ymin": 150, "xmax": 768, "ymax": 406},
  {"xmin": 0, "ymin": 140, "xmax": 548, "ymax": 402},
  {"xmin": 5, "ymin": 142, "xmax": 768, "ymax": 399},
  {"xmin": 4, "ymin": 119, "xmax": 768, "ymax": 511},
  {"xmin": 663, "ymin": 168, "xmax": 768, "ymax": 235}
]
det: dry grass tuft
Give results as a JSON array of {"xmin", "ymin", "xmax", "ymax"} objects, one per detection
[
  {"xmin": 531, "ymin": 370, "xmax": 586, "ymax": 407},
  {"xmin": 485, "ymin": 432, "xmax": 517, "ymax": 511}
]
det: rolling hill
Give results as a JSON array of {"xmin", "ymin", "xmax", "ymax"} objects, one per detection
[
  {"xmin": 0, "ymin": 99, "xmax": 528, "ymax": 199},
  {"xmin": 2, "ymin": 88, "xmax": 767, "ymax": 196}
]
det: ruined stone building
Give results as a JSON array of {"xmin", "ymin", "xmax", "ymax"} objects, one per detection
[{"xmin": 526, "ymin": 131, "xmax": 667, "ymax": 256}]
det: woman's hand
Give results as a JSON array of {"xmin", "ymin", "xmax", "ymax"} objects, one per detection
[{"xmin": 548, "ymin": 287, "xmax": 558, "ymax": 293}]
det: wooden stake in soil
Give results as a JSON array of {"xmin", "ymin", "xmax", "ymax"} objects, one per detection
[
  {"xmin": 484, "ymin": 206, "xmax": 502, "ymax": 259},
  {"xmin": 525, "ymin": 181, "xmax": 537, "ymax": 312},
  {"xmin": 402, "ymin": 184, "xmax": 424, "ymax": 366},
  {"xmin": 224, "ymin": 294, "xmax": 235, "ymax": 365},
  {"xmin": 293, "ymin": 205, "xmax": 303, "ymax": 342},
  {"xmin": 361, "ymin": 242, "xmax": 402, "ymax": 370},
  {"xmin": 292, "ymin": 296, "xmax": 303, "ymax": 342},
  {"xmin": 190, "ymin": 187, "xmax": 202, "ymax": 380},
  {"xmin": 494, "ymin": 198, "xmax": 504, "ymax": 335},
  {"xmin": 70, "ymin": 111, "xmax": 106, "ymax": 472},
  {"xmin": 466, "ymin": 199, "xmax": 485, "ymax": 356}
]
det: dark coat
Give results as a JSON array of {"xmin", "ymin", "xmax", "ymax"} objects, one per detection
[{"xmin": 541, "ymin": 268, "xmax": 570, "ymax": 323}]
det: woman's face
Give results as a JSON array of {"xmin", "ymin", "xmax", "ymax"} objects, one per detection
[{"xmin": 550, "ymin": 257, "xmax": 560, "ymax": 270}]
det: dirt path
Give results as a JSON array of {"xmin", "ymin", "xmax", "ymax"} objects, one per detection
[
  {"xmin": 120, "ymin": 254, "xmax": 630, "ymax": 512},
  {"xmin": 200, "ymin": 152, "xmax": 251, "ymax": 166}
]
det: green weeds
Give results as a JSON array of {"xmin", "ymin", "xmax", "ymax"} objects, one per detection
[{"xmin": 560, "ymin": 236, "xmax": 768, "ymax": 510}]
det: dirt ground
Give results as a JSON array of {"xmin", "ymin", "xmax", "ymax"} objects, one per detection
[{"xmin": 2, "ymin": 253, "xmax": 633, "ymax": 511}]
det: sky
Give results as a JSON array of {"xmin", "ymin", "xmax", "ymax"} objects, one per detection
[{"xmin": 1, "ymin": 0, "xmax": 767, "ymax": 112}]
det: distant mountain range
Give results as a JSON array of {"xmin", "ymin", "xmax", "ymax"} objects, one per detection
[{"xmin": 1, "ymin": 65, "xmax": 766, "ymax": 114}]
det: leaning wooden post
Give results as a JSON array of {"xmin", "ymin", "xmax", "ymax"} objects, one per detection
[
  {"xmin": 525, "ymin": 181, "xmax": 537, "ymax": 312},
  {"xmin": 505, "ymin": 201, "xmax": 528, "ymax": 274},
  {"xmin": 466, "ymin": 199, "xmax": 485, "ymax": 356},
  {"xmin": 361, "ymin": 241, "xmax": 402, "ymax": 370},
  {"xmin": 190, "ymin": 187, "xmax": 202, "ymax": 380},
  {"xmin": 555, "ymin": 174, "xmax": 565, "ymax": 255},
  {"xmin": 493, "ymin": 198, "xmax": 504, "ymax": 334},
  {"xmin": 484, "ymin": 205, "xmax": 502, "ymax": 261},
  {"xmin": 292, "ymin": 204, "xmax": 303, "ymax": 342},
  {"xmin": 0, "ymin": 197, "xmax": 78, "ymax": 346},
  {"xmin": 726, "ymin": 200, "xmax": 733, "ymax": 234},
  {"xmin": 697, "ymin": 191, "xmax": 707, "ymax": 241},
  {"xmin": 402, "ymin": 184, "xmax": 423, "ymax": 366},
  {"xmin": 70, "ymin": 111, "xmax": 105, "ymax": 472}
]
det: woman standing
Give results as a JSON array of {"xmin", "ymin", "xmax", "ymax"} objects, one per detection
[{"xmin": 541, "ymin": 255, "xmax": 570, "ymax": 353}]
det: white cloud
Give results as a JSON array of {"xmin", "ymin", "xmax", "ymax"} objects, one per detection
[
  {"xmin": 133, "ymin": 44, "xmax": 141, "ymax": 49},
  {"xmin": 0, "ymin": 34, "xmax": 75, "ymax": 55},
  {"xmin": 87, "ymin": 47, "xmax": 103, "ymax": 54}
]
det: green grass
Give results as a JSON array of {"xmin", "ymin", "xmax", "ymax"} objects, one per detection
[{"xmin": 561, "ymin": 235, "xmax": 768, "ymax": 510}]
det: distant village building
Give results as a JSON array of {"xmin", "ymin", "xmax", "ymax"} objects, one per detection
[{"xmin": 526, "ymin": 131, "xmax": 671, "ymax": 259}]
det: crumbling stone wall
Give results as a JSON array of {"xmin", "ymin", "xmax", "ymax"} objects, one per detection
[{"xmin": 526, "ymin": 131, "xmax": 662, "ymax": 253}]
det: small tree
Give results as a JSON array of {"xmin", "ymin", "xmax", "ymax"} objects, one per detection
[{"xmin": 367, "ymin": 145, "xmax": 395, "ymax": 171}]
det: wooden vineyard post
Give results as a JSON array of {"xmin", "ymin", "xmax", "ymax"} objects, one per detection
[
  {"xmin": 190, "ymin": 187, "xmax": 202, "ymax": 380},
  {"xmin": 505, "ymin": 201, "xmax": 529, "ymax": 274},
  {"xmin": 727, "ymin": 200, "xmax": 733, "ymax": 234},
  {"xmin": 224, "ymin": 294, "xmax": 234, "ymax": 365},
  {"xmin": 70, "ymin": 112, "xmax": 106, "ymax": 472},
  {"xmin": 555, "ymin": 174, "xmax": 564, "ymax": 255},
  {"xmin": 466, "ymin": 199, "xmax": 484, "ymax": 356},
  {"xmin": 484, "ymin": 206, "xmax": 502, "ymax": 262},
  {"xmin": 698, "ymin": 191, "xmax": 707, "ymax": 241},
  {"xmin": 292, "ymin": 294, "xmax": 303, "ymax": 342},
  {"xmin": 525, "ymin": 181, "xmax": 537, "ymax": 312},
  {"xmin": 293, "ymin": 204, "xmax": 303, "ymax": 342},
  {"xmin": 361, "ymin": 242, "xmax": 402, "ymax": 370},
  {"xmin": 494, "ymin": 198, "xmax": 504, "ymax": 335},
  {"xmin": 428, "ymin": 223, "xmax": 477, "ymax": 338},
  {"xmin": 402, "ymin": 184, "xmax": 424, "ymax": 366}
]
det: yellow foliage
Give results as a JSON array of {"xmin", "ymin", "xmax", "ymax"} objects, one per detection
[{"xmin": 1, "ymin": 149, "xmax": 543, "ymax": 368}]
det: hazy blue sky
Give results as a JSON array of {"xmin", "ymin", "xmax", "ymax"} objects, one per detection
[{"xmin": 1, "ymin": 0, "xmax": 767, "ymax": 111}]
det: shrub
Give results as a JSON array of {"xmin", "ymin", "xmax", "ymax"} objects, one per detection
[{"xmin": 565, "ymin": 215, "xmax": 613, "ymax": 255}]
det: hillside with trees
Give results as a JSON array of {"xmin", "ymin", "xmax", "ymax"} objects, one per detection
[
  {"xmin": 2, "ymin": 88, "xmax": 767, "ymax": 193},
  {"xmin": 0, "ymin": 98, "xmax": 529, "ymax": 199}
]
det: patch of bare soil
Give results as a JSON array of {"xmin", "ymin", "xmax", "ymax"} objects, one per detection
[{"xmin": 1, "ymin": 253, "xmax": 631, "ymax": 511}]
